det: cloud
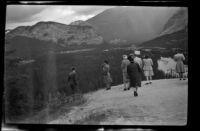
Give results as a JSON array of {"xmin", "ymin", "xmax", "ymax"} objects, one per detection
[
  {"xmin": 6, "ymin": 5, "xmax": 48, "ymax": 23},
  {"xmin": 6, "ymin": 5, "xmax": 114, "ymax": 29}
]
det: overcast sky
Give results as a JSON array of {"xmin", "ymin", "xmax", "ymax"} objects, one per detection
[{"xmin": 6, "ymin": 5, "xmax": 115, "ymax": 29}]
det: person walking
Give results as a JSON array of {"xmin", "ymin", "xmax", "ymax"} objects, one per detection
[
  {"xmin": 102, "ymin": 60, "xmax": 112, "ymax": 90},
  {"xmin": 134, "ymin": 51, "xmax": 143, "ymax": 87},
  {"xmin": 121, "ymin": 55, "xmax": 130, "ymax": 91},
  {"xmin": 68, "ymin": 67, "xmax": 78, "ymax": 94},
  {"xmin": 174, "ymin": 51, "xmax": 186, "ymax": 80},
  {"xmin": 127, "ymin": 57, "xmax": 142, "ymax": 96},
  {"xmin": 143, "ymin": 55, "xmax": 154, "ymax": 85}
]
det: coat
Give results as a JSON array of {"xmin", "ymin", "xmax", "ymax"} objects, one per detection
[
  {"xmin": 102, "ymin": 64, "xmax": 112, "ymax": 84},
  {"xmin": 121, "ymin": 59, "xmax": 130, "ymax": 73},
  {"xmin": 68, "ymin": 71, "xmax": 77, "ymax": 86},
  {"xmin": 143, "ymin": 58, "xmax": 154, "ymax": 76},
  {"xmin": 174, "ymin": 53, "xmax": 185, "ymax": 73},
  {"xmin": 127, "ymin": 62, "xmax": 142, "ymax": 87},
  {"xmin": 134, "ymin": 57, "xmax": 143, "ymax": 69}
]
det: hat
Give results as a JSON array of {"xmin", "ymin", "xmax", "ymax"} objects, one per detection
[
  {"xmin": 123, "ymin": 55, "xmax": 127, "ymax": 59},
  {"xmin": 134, "ymin": 50, "xmax": 140, "ymax": 55},
  {"xmin": 129, "ymin": 53, "xmax": 134, "ymax": 56}
]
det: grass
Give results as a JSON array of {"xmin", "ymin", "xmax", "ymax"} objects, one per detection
[{"xmin": 14, "ymin": 93, "xmax": 86, "ymax": 124}]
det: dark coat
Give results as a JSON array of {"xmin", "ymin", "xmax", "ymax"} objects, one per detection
[
  {"xmin": 68, "ymin": 71, "xmax": 77, "ymax": 86},
  {"xmin": 127, "ymin": 62, "xmax": 142, "ymax": 87}
]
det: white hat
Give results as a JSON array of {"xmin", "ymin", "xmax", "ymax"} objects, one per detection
[
  {"xmin": 134, "ymin": 50, "xmax": 140, "ymax": 55},
  {"xmin": 123, "ymin": 54, "xmax": 127, "ymax": 59}
]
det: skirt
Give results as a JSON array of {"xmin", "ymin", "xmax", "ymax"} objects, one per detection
[
  {"xmin": 176, "ymin": 61, "xmax": 185, "ymax": 73},
  {"xmin": 122, "ymin": 72, "xmax": 129, "ymax": 83},
  {"xmin": 103, "ymin": 73, "xmax": 112, "ymax": 84},
  {"xmin": 144, "ymin": 70, "xmax": 154, "ymax": 77}
]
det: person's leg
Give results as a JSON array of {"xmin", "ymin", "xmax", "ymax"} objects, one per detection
[
  {"xmin": 179, "ymin": 73, "xmax": 182, "ymax": 80},
  {"xmin": 123, "ymin": 73, "xmax": 127, "ymax": 90},
  {"xmin": 149, "ymin": 76, "xmax": 152, "ymax": 84},
  {"xmin": 133, "ymin": 87, "xmax": 138, "ymax": 96},
  {"xmin": 145, "ymin": 75, "xmax": 149, "ymax": 85},
  {"xmin": 106, "ymin": 81, "xmax": 111, "ymax": 90},
  {"xmin": 71, "ymin": 84, "xmax": 75, "ymax": 94}
]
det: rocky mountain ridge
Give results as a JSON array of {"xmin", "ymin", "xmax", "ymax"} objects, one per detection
[{"xmin": 5, "ymin": 21, "xmax": 103, "ymax": 46}]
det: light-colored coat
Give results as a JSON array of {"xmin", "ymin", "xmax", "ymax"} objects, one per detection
[{"xmin": 174, "ymin": 53, "xmax": 185, "ymax": 73}]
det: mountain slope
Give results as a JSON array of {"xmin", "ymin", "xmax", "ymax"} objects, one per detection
[
  {"xmin": 87, "ymin": 6, "xmax": 179, "ymax": 44},
  {"xmin": 5, "ymin": 36, "xmax": 63, "ymax": 59},
  {"xmin": 159, "ymin": 7, "xmax": 188, "ymax": 36},
  {"xmin": 5, "ymin": 21, "xmax": 103, "ymax": 46},
  {"xmin": 139, "ymin": 28, "xmax": 188, "ymax": 50}
]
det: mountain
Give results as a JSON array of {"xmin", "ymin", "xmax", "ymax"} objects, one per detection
[
  {"xmin": 87, "ymin": 6, "xmax": 180, "ymax": 44},
  {"xmin": 139, "ymin": 28, "xmax": 188, "ymax": 50},
  {"xmin": 159, "ymin": 7, "xmax": 188, "ymax": 36},
  {"xmin": 5, "ymin": 36, "xmax": 63, "ymax": 59},
  {"xmin": 139, "ymin": 7, "xmax": 188, "ymax": 50},
  {"xmin": 5, "ymin": 21, "xmax": 103, "ymax": 46}
]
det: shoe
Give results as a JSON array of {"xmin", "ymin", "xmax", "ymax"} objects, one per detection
[
  {"xmin": 183, "ymin": 78, "xmax": 186, "ymax": 80},
  {"xmin": 145, "ymin": 83, "xmax": 149, "ymax": 85},
  {"xmin": 149, "ymin": 82, "xmax": 152, "ymax": 84},
  {"xmin": 180, "ymin": 78, "xmax": 182, "ymax": 80},
  {"xmin": 136, "ymin": 92, "xmax": 138, "ymax": 96},
  {"xmin": 134, "ymin": 91, "xmax": 137, "ymax": 96},
  {"xmin": 127, "ymin": 88, "xmax": 130, "ymax": 90},
  {"xmin": 123, "ymin": 88, "xmax": 127, "ymax": 91}
]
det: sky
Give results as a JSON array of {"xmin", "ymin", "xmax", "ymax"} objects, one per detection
[{"xmin": 6, "ymin": 5, "xmax": 115, "ymax": 30}]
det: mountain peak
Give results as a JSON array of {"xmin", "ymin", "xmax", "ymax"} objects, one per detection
[{"xmin": 69, "ymin": 20, "xmax": 92, "ymax": 27}]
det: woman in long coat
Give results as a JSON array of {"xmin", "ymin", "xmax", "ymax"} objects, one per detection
[
  {"xmin": 174, "ymin": 52, "xmax": 185, "ymax": 80},
  {"xmin": 102, "ymin": 60, "xmax": 112, "ymax": 90},
  {"xmin": 127, "ymin": 57, "xmax": 142, "ymax": 96}
]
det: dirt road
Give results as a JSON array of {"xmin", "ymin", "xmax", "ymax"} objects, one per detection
[{"xmin": 49, "ymin": 79, "xmax": 188, "ymax": 125}]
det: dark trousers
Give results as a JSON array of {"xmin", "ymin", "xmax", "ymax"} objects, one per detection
[{"xmin": 70, "ymin": 84, "xmax": 76, "ymax": 94}]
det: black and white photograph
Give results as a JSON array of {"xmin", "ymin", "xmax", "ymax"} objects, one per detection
[{"xmin": 4, "ymin": 5, "xmax": 188, "ymax": 125}]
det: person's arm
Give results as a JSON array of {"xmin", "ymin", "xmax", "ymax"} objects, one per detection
[
  {"xmin": 127, "ymin": 66, "xmax": 130, "ymax": 77},
  {"xmin": 182, "ymin": 54, "xmax": 185, "ymax": 61},
  {"xmin": 151, "ymin": 59, "xmax": 153, "ymax": 66},
  {"xmin": 121, "ymin": 61, "xmax": 125, "ymax": 71},
  {"xmin": 137, "ymin": 63, "xmax": 142, "ymax": 73}
]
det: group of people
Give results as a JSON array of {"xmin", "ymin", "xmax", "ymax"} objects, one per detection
[
  {"xmin": 102, "ymin": 51, "xmax": 154, "ymax": 97},
  {"xmin": 67, "ymin": 50, "xmax": 187, "ymax": 96}
]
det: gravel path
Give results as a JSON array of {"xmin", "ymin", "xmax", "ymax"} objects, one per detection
[{"xmin": 49, "ymin": 79, "xmax": 188, "ymax": 125}]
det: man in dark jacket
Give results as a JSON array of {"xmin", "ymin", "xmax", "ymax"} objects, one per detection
[
  {"xmin": 68, "ymin": 67, "xmax": 77, "ymax": 94},
  {"xmin": 127, "ymin": 57, "xmax": 142, "ymax": 96}
]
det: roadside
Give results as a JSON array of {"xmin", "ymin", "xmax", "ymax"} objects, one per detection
[{"xmin": 49, "ymin": 79, "xmax": 188, "ymax": 125}]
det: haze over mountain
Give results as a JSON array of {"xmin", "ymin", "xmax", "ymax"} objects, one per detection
[
  {"xmin": 140, "ymin": 7, "xmax": 188, "ymax": 50},
  {"xmin": 87, "ymin": 7, "xmax": 183, "ymax": 44},
  {"xmin": 159, "ymin": 7, "xmax": 188, "ymax": 36}
]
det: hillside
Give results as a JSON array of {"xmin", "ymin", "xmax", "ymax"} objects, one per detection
[
  {"xmin": 139, "ymin": 28, "xmax": 188, "ymax": 50},
  {"xmin": 160, "ymin": 7, "xmax": 188, "ymax": 36},
  {"xmin": 49, "ymin": 79, "xmax": 187, "ymax": 125},
  {"xmin": 5, "ymin": 36, "xmax": 63, "ymax": 59},
  {"xmin": 5, "ymin": 21, "xmax": 103, "ymax": 46},
  {"xmin": 87, "ymin": 6, "xmax": 179, "ymax": 44}
]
